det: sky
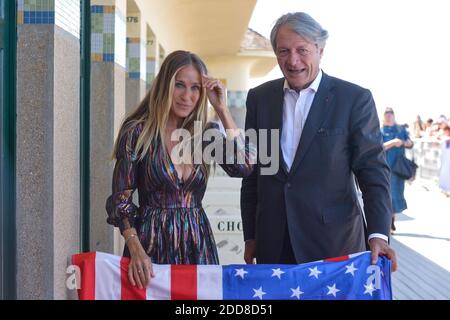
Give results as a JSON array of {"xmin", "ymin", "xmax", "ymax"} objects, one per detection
[{"xmin": 248, "ymin": 0, "xmax": 450, "ymax": 124}]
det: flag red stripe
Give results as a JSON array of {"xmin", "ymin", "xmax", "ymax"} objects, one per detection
[
  {"xmin": 120, "ymin": 257, "xmax": 146, "ymax": 300},
  {"xmin": 72, "ymin": 252, "xmax": 96, "ymax": 300},
  {"xmin": 171, "ymin": 265, "xmax": 197, "ymax": 300},
  {"xmin": 324, "ymin": 255, "xmax": 350, "ymax": 262}
]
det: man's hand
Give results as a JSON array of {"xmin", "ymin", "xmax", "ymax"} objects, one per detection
[
  {"xmin": 244, "ymin": 239, "xmax": 257, "ymax": 264},
  {"xmin": 369, "ymin": 237, "xmax": 398, "ymax": 272}
]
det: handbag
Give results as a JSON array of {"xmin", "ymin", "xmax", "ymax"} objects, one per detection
[{"xmin": 392, "ymin": 155, "xmax": 418, "ymax": 180}]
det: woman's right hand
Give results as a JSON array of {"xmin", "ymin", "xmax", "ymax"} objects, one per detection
[
  {"xmin": 126, "ymin": 235, "xmax": 155, "ymax": 289},
  {"xmin": 392, "ymin": 138, "xmax": 404, "ymax": 147}
]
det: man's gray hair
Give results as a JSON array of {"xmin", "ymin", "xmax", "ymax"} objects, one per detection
[{"xmin": 270, "ymin": 12, "xmax": 329, "ymax": 51}]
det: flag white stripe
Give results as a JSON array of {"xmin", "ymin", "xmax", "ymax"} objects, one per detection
[
  {"xmin": 95, "ymin": 252, "xmax": 121, "ymax": 300},
  {"xmin": 349, "ymin": 251, "xmax": 368, "ymax": 258},
  {"xmin": 146, "ymin": 264, "xmax": 171, "ymax": 300},
  {"xmin": 197, "ymin": 265, "xmax": 223, "ymax": 300}
]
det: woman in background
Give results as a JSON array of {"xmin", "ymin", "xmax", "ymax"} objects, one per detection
[
  {"xmin": 381, "ymin": 107, "xmax": 414, "ymax": 233},
  {"xmin": 412, "ymin": 115, "xmax": 424, "ymax": 138}
]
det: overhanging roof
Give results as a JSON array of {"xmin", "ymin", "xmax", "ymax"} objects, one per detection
[{"xmin": 135, "ymin": 0, "xmax": 257, "ymax": 56}]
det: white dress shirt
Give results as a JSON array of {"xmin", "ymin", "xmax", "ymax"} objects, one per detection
[
  {"xmin": 280, "ymin": 70, "xmax": 388, "ymax": 243},
  {"xmin": 281, "ymin": 70, "xmax": 322, "ymax": 171}
]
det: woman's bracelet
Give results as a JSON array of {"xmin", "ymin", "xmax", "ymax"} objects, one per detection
[{"xmin": 125, "ymin": 233, "xmax": 137, "ymax": 245}]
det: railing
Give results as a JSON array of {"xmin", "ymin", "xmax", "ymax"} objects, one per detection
[
  {"xmin": 408, "ymin": 137, "xmax": 445, "ymax": 182},
  {"xmin": 211, "ymin": 138, "xmax": 446, "ymax": 181}
]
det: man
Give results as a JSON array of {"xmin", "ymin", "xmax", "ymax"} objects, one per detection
[{"xmin": 240, "ymin": 12, "xmax": 397, "ymax": 270}]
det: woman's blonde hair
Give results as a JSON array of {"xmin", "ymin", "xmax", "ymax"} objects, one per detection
[{"xmin": 113, "ymin": 50, "xmax": 209, "ymax": 171}]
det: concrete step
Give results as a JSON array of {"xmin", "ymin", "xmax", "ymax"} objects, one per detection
[
  {"xmin": 208, "ymin": 215, "xmax": 243, "ymax": 235},
  {"xmin": 206, "ymin": 176, "xmax": 242, "ymax": 190},
  {"xmin": 214, "ymin": 233, "xmax": 245, "ymax": 265},
  {"xmin": 204, "ymin": 206, "xmax": 241, "ymax": 216},
  {"xmin": 203, "ymin": 191, "xmax": 240, "ymax": 207}
]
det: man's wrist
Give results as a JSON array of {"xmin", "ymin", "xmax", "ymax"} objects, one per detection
[{"xmin": 368, "ymin": 233, "xmax": 388, "ymax": 242}]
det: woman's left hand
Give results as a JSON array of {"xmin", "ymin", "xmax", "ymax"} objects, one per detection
[{"xmin": 203, "ymin": 74, "xmax": 227, "ymax": 115}]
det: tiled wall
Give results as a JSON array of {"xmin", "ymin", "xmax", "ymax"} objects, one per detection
[
  {"xmin": 91, "ymin": 4, "xmax": 126, "ymax": 67},
  {"xmin": 17, "ymin": 0, "xmax": 79, "ymax": 39},
  {"xmin": 126, "ymin": 12, "xmax": 146, "ymax": 81},
  {"xmin": 227, "ymin": 90, "xmax": 247, "ymax": 108},
  {"xmin": 91, "ymin": 5, "xmax": 115, "ymax": 62},
  {"xmin": 146, "ymin": 58, "xmax": 156, "ymax": 85},
  {"xmin": 126, "ymin": 37, "xmax": 140, "ymax": 79},
  {"xmin": 159, "ymin": 44, "xmax": 165, "ymax": 61},
  {"xmin": 139, "ymin": 39, "xmax": 146, "ymax": 81},
  {"xmin": 17, "ymin": 0, "xmax": 55, "ymax": 24},
  {"xmin": 146, "ymin": 36, "xmax": 157, "ymax": 86}
]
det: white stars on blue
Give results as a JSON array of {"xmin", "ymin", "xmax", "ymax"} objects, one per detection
[{"xmin": 221, "ymin": 252, "xmax": 391, "ymax": 300}]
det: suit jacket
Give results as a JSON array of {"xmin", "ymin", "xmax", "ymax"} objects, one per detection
[{"xmin": 240, "ymin": 72, "xmax": 392, "ymax": 264}]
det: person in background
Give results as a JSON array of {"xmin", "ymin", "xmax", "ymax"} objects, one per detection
[
  {"xmin": 424, "ymin": 118, "xmax": 434, "ymax": 136},
  {"xmin": 381, "ymin": 107, "xmax": 414, "ymax": 233},
  {"xmin": 412, "ymin": 115, "xmax": 424, "ymax": 138},
  {"xmin": 438, "ymin": 125, "xmax": 450, "ymax": 196},
  {"xmin": 437, "ymin": 116, "xmax": 449, "ymax": 138}
]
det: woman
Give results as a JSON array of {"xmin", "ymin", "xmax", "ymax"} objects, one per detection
[
  {"xmin": 438, "ymin": 125, "xmax": 450, "ymax": 196},
  {"xmin": 412, "ymin": 115, "xmax": 424, "ymax": 138},
  {"xmin": 106, "ymin": 50, "xmax": 255, "ymax": 289},
  {"xmin": 381, "ymin": 107, "xmax": 413, "ymax": 233}
]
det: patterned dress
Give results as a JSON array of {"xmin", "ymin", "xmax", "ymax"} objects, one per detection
[{"xmin": 106, "ymin": 122, "xmax": 255, "ymax": 264}]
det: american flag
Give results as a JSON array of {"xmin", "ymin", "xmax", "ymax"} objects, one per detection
[{"xmin": 70, "ymin": 251, "xmax": 391, "ymax": 300}]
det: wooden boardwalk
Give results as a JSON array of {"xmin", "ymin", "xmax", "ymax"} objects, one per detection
[
  {"xmin": 391, "ymin": 238, "xmax": 450, "ymax": 300},
  {"xmin": 391, "ymin": 180, "xmax": 450, "ymax": 300}
]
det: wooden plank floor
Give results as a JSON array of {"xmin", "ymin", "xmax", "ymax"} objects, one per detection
[{"xmin": 391, "ymin": 238, "xmax": 450, "ymax": 300}]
